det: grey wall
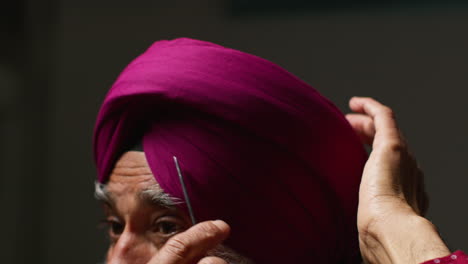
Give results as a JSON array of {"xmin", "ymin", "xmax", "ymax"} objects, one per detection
[{"xmin": 1, "ymin": 1, "xmax": 467, "ymax": 263}]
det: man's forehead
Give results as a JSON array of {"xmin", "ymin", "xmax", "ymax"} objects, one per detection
[
  {"xmin": 112, "ymin": 151, "xmax": 152, "ymax": 176},
  {"xmin": 107, "ymin": 151, "xmax": 160, "ymax": 194},
  {"xmin": 96, "ymin": 151, "xmax": 180, "ymax": 210}
]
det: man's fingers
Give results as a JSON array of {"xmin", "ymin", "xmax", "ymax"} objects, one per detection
[
  {"xmin": 349, "ymin": 97, "xmax": 392, "ymax": 118},
  {"xmin": 198, "ymin": 256, "xmax": 228, "ymax": 264},
  {"xmin": 148, "ymin": 220, "xmax": 230, "ymax": 264},
  {"xmin": 345, "ymin": 113, "xmax": 375, "ymax": 145},
  {"xmin": 349, "ymin": 97, "xmax": 401, "ymax": 148}
]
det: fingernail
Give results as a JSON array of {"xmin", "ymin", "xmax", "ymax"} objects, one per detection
[{"xmin": 212, "ymin": 220, "xmax": 229, "ymax": 230}]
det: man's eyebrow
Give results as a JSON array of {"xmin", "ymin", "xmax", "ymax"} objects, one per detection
[
  {"xmin": 94, "ymin": 182, "xmax": 113, "ymax": 205},
  {"xmin": 94, "ymin": 181, "xmax": 182, "ymax": 208},
  {"xmin": 139, "ymin": 184, "xmax": 182, "ymax": 208}
]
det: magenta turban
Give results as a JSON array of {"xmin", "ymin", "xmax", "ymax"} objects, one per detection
[{"xmin": 93, "ymin": 38, "xmax": 367, "ymax": 263}]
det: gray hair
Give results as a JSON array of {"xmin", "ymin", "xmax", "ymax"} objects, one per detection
[
  {"xmin": 139, "ymin": 183, "xmax": 183, "ymax": 208},
  {"xmin": 94, "ymin": 182, "xmax": 254, "ymax": 264},
  {"xmin": 94, "ymin": 182, "xmax": 110, "ymax": 204},
  {"xmin": 94, "ymin": 181, "xmax": 181, "ymax": 208}
]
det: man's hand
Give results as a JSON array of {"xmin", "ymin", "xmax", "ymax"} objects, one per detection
[
  {"xmin": 347, "ymin": 97, "xmax": 450, "ymax": 264},
  {"xmin": 147, "ymin": 220, "xmax": 230, "ymax": 264}
]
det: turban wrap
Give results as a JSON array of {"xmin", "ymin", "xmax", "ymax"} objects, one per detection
[{"xmin": 93, "ymin": 38, "xmax": 367, "ymax": 263}]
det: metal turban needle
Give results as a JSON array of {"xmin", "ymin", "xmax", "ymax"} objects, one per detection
[{"xmin": 173, "ymin": 156, "xmax": 197, "ymax": 225}]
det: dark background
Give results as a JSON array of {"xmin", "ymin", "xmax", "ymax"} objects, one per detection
[{"xmin": 1, "ymin": 0, "xmax": 467, "ymax": 263}]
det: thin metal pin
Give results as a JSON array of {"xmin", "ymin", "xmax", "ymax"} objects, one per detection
[{"xmin": 173, "ymin": 156, "xmax": 197, "ymax": 225}]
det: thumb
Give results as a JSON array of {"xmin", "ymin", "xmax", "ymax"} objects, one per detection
[{"xmin": 148, "ymin": 220, "xmax": 230, "ymax": 264}]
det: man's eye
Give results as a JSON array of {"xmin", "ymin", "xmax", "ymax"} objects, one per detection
[
  {"xmin": 111, "ymin": 221, "xmax": 124, "ymax": 235},
  {"xmin": 154, "ymin": 220, "xmax": 181, "ymax": 235},
  {"xmin": 104, "ymin": 219, "xmax": 124, "ymax": 236}
]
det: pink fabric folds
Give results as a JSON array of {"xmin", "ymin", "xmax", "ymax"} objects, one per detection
[{"xmin": 93, "ymin": 38, "xmax": 367, "ymax": 263}]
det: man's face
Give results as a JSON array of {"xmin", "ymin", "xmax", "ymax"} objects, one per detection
[
  {"xmin": 99, "ymin": 151, "xmax": 192, "ymax": 263},
  {"xmin": 97, "ymin": 151, "xmax": 251, "ymax": 264}
]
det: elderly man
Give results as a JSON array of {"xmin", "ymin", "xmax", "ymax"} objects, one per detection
[{"xmin": 93, "ymin": 38, "xmax": 463, "ymax": 264}]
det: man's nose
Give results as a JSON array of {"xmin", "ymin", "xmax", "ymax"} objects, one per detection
[{"xmin": 106, "ymin": 231, "xmax": 156, "ymax": 264}]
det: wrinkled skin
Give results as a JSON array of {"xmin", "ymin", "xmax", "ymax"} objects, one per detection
[
  {"xmin": 347, "ymin": 97, "xmax": 449, "ymax": 264},
  {"xmin": 102, "ymin": 151, "xmax": 233, "ymax": 264}
]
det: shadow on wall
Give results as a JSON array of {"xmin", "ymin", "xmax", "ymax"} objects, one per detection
[{"xmin": 230, "ymin": 0, "xmax": 468, "ymax": 15}]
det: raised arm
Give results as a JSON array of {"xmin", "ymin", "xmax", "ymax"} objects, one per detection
[{"xmin": 346, "ymin": 97, "xmax": 464, "ymax": 264}]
